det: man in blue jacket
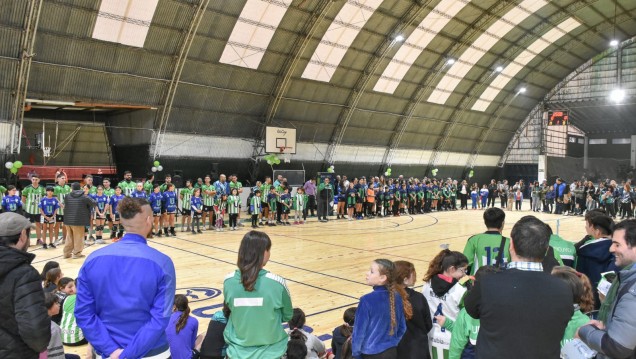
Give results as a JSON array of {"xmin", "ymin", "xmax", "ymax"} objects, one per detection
[
  {"xmin": 554, "ymin": 178, "xmax": 567, "ymax": 214},
  {"xmin": 75, "ymin": 197, "xmax": 176, "ymax": 359}
]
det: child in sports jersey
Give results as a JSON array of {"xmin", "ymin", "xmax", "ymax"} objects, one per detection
[
  {"xmin": 470, "ymin": 185, "xmax": 478, "ymax": 210},
  {"xmin": 22, "ymin": 174, "xmax": 46, "ymax": 245},
  {"xmin": 294, "ymin": 187, "xmax": 307, "ymax": 224},
  {"xmin": 130, "ymin": 182, "xmax": 147, "ymax": 199},
  {"xmin": 355, "ymin": 179, "xmax": 365, "ymax": 220},
  {"xmin": 214, "ymin": 193, "xmax": 227, "ymax": 231},
  {"xmin": 101, "ymin": 178, "xmax": 115, "ymax": 237},
  {"xmin": 162, "ymin": 183, "xmax": 178, "ymax": 236},
  {"xmin": 108, "ymin": 186, "xmax": 125, "ymax": 240},
  {"xmin": 336, "ymin": 183, "xmax": 346, "ymax": 220},
  {"xmin": 366, "ymin": 185, "xmax": 376, "ymax": 218},
  {"xmin": 92, "ymin": 186, "xmax": 109, "ymax": 244},
  {"xmin": 280, "ymin": 188, "xmax": 292, "ymax": 225},
  {"xmin": 479, "ymin": 185, "xmax": 489, "ymax": 209},
  {"xmin": 376, "ymin": 186, "xmax": 384, "ymax": 217},
  {"xmin": 53, "ymin": 173, "xmax": 71, "ymax": 245},
  {"xmin": 267, "ymin": 187, "xmax": 278, "ymax": 226},
  {"xmin": 260, "ymin": 177, "xmax": 272, "ymax": 226},
  {"xmin": 190, "ymin": 188, "xmax": 203, "ymax": 234},
  {"xmin": 149, "ymin": 184, "xmax": 164, "ymax": 237},
  {"xmin": 250, "ymin": 190, "xmax": 262, "ymax": 228},
  {"xmin": 39, "ymin": 187, "xmax": 60, "ymax": 249},
  {"xmin": 400, "ymin": 183, "xmax": 408, "ymax": 215},
  {"xmin": 352, "ymin": 259, "xmax": 407, "ymax": 358},
  {"xmin": 1, "ymin": 185, "xmax": 22, "ymax": 212},
  {"xmin": 227, "ymin": 188, "xmax": 241, "ymax": 230},
  {"xmin": 180, "ymin": 180, "xmax": 194, "ymax": 232},
  {"xmin": 202, "ymin": 175, "xmax": 216, "ymax": 230},
  {"xmin": 346, "ymin": 183, "xmax": 356, "ymax": 221},
  {"xmin": 384, "ymin": 186, "xmax": 392, "ymax": 217}
]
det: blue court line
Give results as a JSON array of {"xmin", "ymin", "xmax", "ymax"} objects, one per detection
[
  {"xmin": 148, "ymin": 238, "xmax": 360, "ymax": 300},
  {"xmin": 169, "ymin": 235, "xmax": 368, "ymax": 287}
]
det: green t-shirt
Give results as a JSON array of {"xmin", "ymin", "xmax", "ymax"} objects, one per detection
[
  {"xmin": 60, "ymin": 295, "xmax": 84, "ymax": 344},
  {"xmin": 260, "ymin": 184, "xmax": 272, "ymax": 203},
  {"xmin": 223, "ymin": 269, "xmax": 292, "ymax": 359},
  {"xmin": 180, "ymin": 187, "xmax": 194, "ymax": 209},
  {"xmin": 118, "ymin": 180, "xmax": 136, "ymax": 197},
  {"xmin": 202, "ymin": 184, "xmax": 216, "ymax": 207},
  {"xmin": 0, "ymin": 185, "xmax": 6, "ymax": 194},
  {"xmin": 54, "ymin": 184, "xmax": 71, "ymax": 215},
  {"xmin": 561, "ymin": 309, "xmax": 590, "ymax": 348},
  {"xmin": 22, "ymin": 185, "xmax": 46, "ymax": 215},
  {"xmin": 549, "ymin": 234, "xmax": 576, "ymax": 267},
  {"xmin": 463, "ymin": 232, "xmax": 511, "ymax": 275},
  {"xmin": 230, "ymin": 181, "xmax": 243, "ymax": 193},
  {"xmin": 449, "ymin": 308, "xmax": 480, "ymax": 359},
  {"xmin": 143, "ymin": 180, "xmax": 154, "ymax": 195}
]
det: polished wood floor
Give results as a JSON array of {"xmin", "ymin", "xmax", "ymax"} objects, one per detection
[{"xmin": 31, "ymin": 203, "xmax": 588, "ymax": 356}]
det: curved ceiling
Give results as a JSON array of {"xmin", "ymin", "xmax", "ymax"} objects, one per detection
[{"xmin": 2, "ymin": 0, "xmax": 636, "ymax": 161}]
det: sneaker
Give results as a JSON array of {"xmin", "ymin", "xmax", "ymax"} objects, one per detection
[
  {"xmin": 36, "ymin": 239, "xmax": 44, "ymax": 245},
  {"xmin": 192, "ymin": 231, "xmax": 196, "ymax": 235},
  {"xmin": 238, "ymin": 222, "xmax": 244, "ymax": 227},
  {"xmin": 293, "ymin": 221, "xmax": 299, "ymax": 225},
  {"xmin": 197, "ymin": 230, "xmax": 202, "ymax": 233},
  {"xmin": 42, "ymin": 243, "xmax": 48, "ymax": 249},
  {"xmin": 89, "ymin": 235, "xmax": 96, "ymax": 241},
  {"xmin": 72, "ymin": 253, "xmax": 86, "ymax": 259},
  {"xmin": 54, "ymin": 237, "xmax": 64, "ymax": 245},
  {"xmin": 156, "ymin": 231, "xmax": 163, "ymax": 237},
  {"xmin": 96, "ymin": 239, "xmax": 106, "ymax": 244},
  {"xmin": 49, "ymin": 243, "xmax": 56, "ymax": 249},
  {"xmin": 252, "ymin": 225, "xmax": 258, "ymax": 228}
]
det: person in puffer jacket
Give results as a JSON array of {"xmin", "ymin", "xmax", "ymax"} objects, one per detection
[{"xmin": 0, "ymin": 212, "xmax": 51, "ymax": 359}]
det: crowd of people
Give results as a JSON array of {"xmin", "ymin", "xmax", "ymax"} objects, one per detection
[{"xmin": 2, "ymin": 170, "xmax": 636, "ymax": 358}]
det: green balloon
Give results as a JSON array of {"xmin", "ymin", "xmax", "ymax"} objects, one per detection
[
  {"xmin": 153, "ymin": 160, "xmax": 160, "ymax": 167},
  {"xmin": 14, "ymin": 161, "xmax": 23, "ymax": 169},
  {"xmin": 274, "ymin": 158, "xmax": 281, "ymax": 165},
  {"xmin": 267, "ymin": 160, "xmax": 273, "ymax": 165},
  {"xmin": 10, "ymin": 167, "xmax": 18, "ymax": 174}
]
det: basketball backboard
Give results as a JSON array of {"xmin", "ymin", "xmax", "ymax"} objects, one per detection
[{"xmin": 265, "ymin": 126, "xmax": 296, "ymax": 154}]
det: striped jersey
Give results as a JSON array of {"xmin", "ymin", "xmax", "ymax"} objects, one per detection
[
  {"xmin": 260, "ymin": 183, "xmax": 272, "ymax": 202},
  {"xmin": 202, "ymin": 184, "xmax": 215, "ymax": 206},
  {"xmin": 22, "ymin": 185, "xmax": 46, "ymax": 214},
  {"xmin": 294, "ymin": 193, "xmax": 306, "ymax": 211},
  {"xmin": 214, "ymin": 197, "xmax": 226, "ymax": 213},
  {"xmin": 251, "ymin": 195, "xmax": 261, "ymax": 213},
  {"xmin": 227, "ymin": 195, "xmax": 240, "ymax": 214},
  {"xmin": 180, "ymin": 188, "xmax": 194, "ymax": 209},
  {"xmin": 60, "ymin": 295, "xmax": 84, "ymax": 344},
  {"xmin": 54, "ymin": 185, "xmax": 71, "ymax": 215}
]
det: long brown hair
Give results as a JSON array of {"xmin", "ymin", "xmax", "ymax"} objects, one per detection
[
  {"xmin": 339, "ymin": 307, "xmax": 357, "ymax": 338},
  {"xmin": 237, "ymin": 231, "xmax": 272, "ymax": 291},
  {"xmin": 44, "ymin": 268, "xmax": 62, "ymax": 288},
  {"xmin": 374, "ymin": 259, "xmax": 408, "ymax": 335},
  {"xmin": 423, "ymin": 249, "xmax": 468, "ymax": 282},
  {"xmin": 174, "ymin": 294, "xmax": 191, "ymax": 333},
  {"xmin": 392, "ymin": 260, "xmax": 415, "ymax": 320},
  {"xmin": 551, "ymin": 266, "xmax": 595, "ymax": 313}
]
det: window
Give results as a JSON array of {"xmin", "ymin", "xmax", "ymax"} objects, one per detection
[
  {"xmin": 612, "ymin": 138, "xmax": 631, "ymax": 144},
  {"xmin": 588, "ymin": 139, "xmax": 607, "ymax": 145},
  {"xmin": 92, "ymin": 0, "xmax": 159, "ymax": 48}
]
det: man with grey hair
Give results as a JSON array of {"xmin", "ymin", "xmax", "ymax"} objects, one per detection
[{"xmin": 0, "ymin": 212, "xmax": 50, "ymax": 358}]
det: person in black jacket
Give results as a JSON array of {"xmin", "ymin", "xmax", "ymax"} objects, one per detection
[
  {"xmin": 395, "ymin": 260, "xmax": 433, "ymax": 359},
  {"xmin": 464, "ymin": 215, "xmax": 572, "ymax": 359},
  {"xmin": 0, "ymin": 212, "xmax": 51, "ymax": 359},
  {"xmin": 331, "ymin": 307, "xmax": 356, "ymax": 359},
  {"xmin": 63, "ymin": 182, "xmax": 95, "ymax": 259}
]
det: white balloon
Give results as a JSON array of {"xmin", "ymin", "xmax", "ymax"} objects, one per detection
[
  {"xmin": 151, "ymin": 166, "xmax": 158, "ymax": 172},
  {"xmin": 5, "ymin": 162, "xmax": 13, "ymax": 169},
  {"xmin": 157, "ymin": 165, "xmax": 163, "ymax": 171}
]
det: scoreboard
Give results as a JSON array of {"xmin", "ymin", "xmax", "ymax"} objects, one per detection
[{"xmin": 547, "ymin": 110, "xmax": 569, "ymax": 126}]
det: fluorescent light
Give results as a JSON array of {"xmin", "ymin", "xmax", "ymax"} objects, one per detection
[
  {"xmin": 495, "ymin": 66, "xmax": 504, "ymax": 72},
  {"xmin": 446, "ymin": 58, "xmax": 456, "ymax": 65},
  {"xmin": 610, "ymin": 39, "xmax": 619, "ymax": 47},
  {"xmin": 518, "ymin": 87, "xmax": 527, "ymax": 94},
  {"xmin": 610, "ymin": 88, "xmax": 626, "ymax": 103},
  {"xmin": 395, "ymin": 35, "xmax": 404, "ymax": 42}
]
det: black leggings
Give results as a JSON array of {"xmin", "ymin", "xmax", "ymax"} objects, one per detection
[
  {"xmin": 229, "ymin": 213, "xmax": 238, "ymax": 227},
  {"xmin": 362, "ymin": 347, "xmax": 397, "ymax": 359}
]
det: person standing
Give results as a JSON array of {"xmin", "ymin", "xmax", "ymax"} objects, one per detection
[
  {"xmin": 303, "ymin": 177, "xmax": 317, "ymax": 217},
  {"xmin": 22, "ymin": 174, "xmax": 46, "ymax": 245},
  {"xmin": 223, "ymin": 231, "xmax": 293, "ymax": 358},
  {"xmin": 487, "ymin": 180, "xmax": 497, "ymax": 208},
  {"xmin": 75, "ymin": 197, "xmax": 176, "ymax": 359},
  {"xmin": 464, "ymin": 216, "xmax": 572, "ymax": 359},
  {"xmin": 0, "ymin": 212, "xmax": 51, "ymax": 358},
  {"xmin": 463, "ymin": 207, "xmax": 509, "ymax": 275},
  {"xmin": 317, "ymin": 177, "xmax": 334, "ymax": 222},
  {"xmin": 63, "ymin": 182, "xmax": 95, "ymax": 259},
  {"xmin": 395, "ymin": 260, "xmax": 432, "ymax": 359},
  {"xmin": 577, "ymin": 219, "xmax": 636, "ymax": 359},
  {"xmin": 53, "ymin": 173, "xmax": 71, "ymax": 245}
]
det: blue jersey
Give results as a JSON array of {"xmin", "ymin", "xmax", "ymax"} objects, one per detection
[
  {"xmin": 130, "ymin": 190, "xmax": 147, "ymax": 199},
  {"xmin": 91, "ymin": 194, "xmax": 109, "ymax": 212},
  {"xmin": 162, "ymin": 191, "xmax": 178, "ymax": 212},
  {"xmin": 149, "ymin": 192, "xmax": 163, "ymax": 213},
  {"xmin": 1, "ymin": 195, "xmax": 22, "ymax": 212},
  {"xmin": 191, "ymin": 196, "xmax": 202, "ymax": 212},
  {"xmin": 109, "ymin": 194, "xmax": 125, "ymax": 214},
  {"xmin": 39, "ymin": 197, "xmax": 60, "ymax": 216}
]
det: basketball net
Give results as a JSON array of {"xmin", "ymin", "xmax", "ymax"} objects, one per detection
[
  {"xmin": 280, "ymin": 147, "xmax": 291, "ymax": 163},
  {"xmin": 43, "ymin": 146, "xmax": 51, "ymax": 158}
]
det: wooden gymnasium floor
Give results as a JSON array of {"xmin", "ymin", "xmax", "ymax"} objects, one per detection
[{"xmin": 32, "ymin": 203, "xmax": 587, "ymax": 356}]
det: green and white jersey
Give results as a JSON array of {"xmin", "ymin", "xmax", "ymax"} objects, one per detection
[
  {"xmin": 143, "ymin": 180, "xmax": 154, "ymax": 195},
  {"xmin": 60, "ymin": 295, "xmax": 84, "ymax": 344},
  {"xmin": 22, "ymin": 185, "xmax": 46, "ymax": 215},
  {"xmin": 202, "ymin": 184, "xmax": 215, "ymax": 207},
  {"xmin": 423, "ymin": 278, "xmax": 469, "ymax": 359},
  {"xmin": 227, "ymin": 195, "xmax": 240, "ymax": 214},
  {"xmin": 294, "ymin": 193, "xmax": 307, "ymax": 211},
  {"xmin": 229, "ymin": 181, "xmax": 243, "ymax": 193},
  {"xmin": 54, "ymin": 184, "xmax": 71, "ymax": 215},
  {"xmin": 118, "ymin": 180, "xmax": 136, "ymax": 197},
  {"xmin": 251, "ymin": 195, "xmax": 261, "ymax": 212},
  {"xmin": 223, "ymin": 269, "xmax": 292, "ymax": 359},
  {"xmin": 449, "ymin": 308, "xmax": 480, "ymax": 359},
  {"xmin": 260, "ymin": 183, "xmax": 272, "ymax": 202},
  {"xmin": 463, "ymin": 231, "xmax": 511, "ymax": 275},
  {"xmin": 180, "ymin": 187, "xmax": 194, "ymax": 209},
  {"xmin": 549, "ymin": 234, "xmax": 576, "ymax": 267}
]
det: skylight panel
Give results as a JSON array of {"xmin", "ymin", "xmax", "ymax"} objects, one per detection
[
  {"xmin": 302, "ymin": 0, "xmax": 383, "ymax": 82},
  {"xmin": 219, "ymin": 0, "xmax": 292, "ymax": 69},
  {"xmin": 92, "ymin": 0, "xmax": 159, "ymax": 47},
  {"xmin": 373, "ymin": 0, "xmax": 470, "ymax": 93},
  {"xmin": 427, "ymin": 0, "xmax": 547, "ymax": 104},
  {"xmin": 471, "ymin": 17, "xmax": 581, "ymax": 112}
]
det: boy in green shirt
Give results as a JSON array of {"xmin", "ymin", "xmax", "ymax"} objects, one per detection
[
  {"xmin": 180, "ymin": 180, "xmax": 194, "ymax": 232},
  {"xmin": 22, "ymin": 174, "xmax": 46, "ymax": 245},
  {"xmin": 53, "ymin": 173, "xmax": 71, "ymax": 245},
  {"xmin": 463, "ymin": 207, "xmax": 510, "ymax": 274}
]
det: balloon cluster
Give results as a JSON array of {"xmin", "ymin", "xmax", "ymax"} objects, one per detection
[
  {"xmin": 327, "ymin": 165, "xmax": 335, "ymax": 173},
  {"xmin": 5, "ymin": 161, "xmax": 23, "ymax": 174},
  {"xmin": 431, "ymin": 168, "xmax": 439, "ymax": 176},
  {"xmin": 151, "ymin": 160, "xmax": 164, "ymax": 173},
  {"xmin": 468, "ymin": 169, "xmax": 474, "ymax": 178},
  {"xmin": 384, "ymin": 167, "xmax": 392, "ymax": 177},
  {"xmin": 263, "ymin": 154, "xmax": 281, "ymax": 166}
]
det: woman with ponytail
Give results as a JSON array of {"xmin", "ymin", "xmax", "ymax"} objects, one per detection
[
  {"xmin": 166, "ymin": 294, "xmax": 199, "ymax": 359},
  {"xmin": 422, "ymin": 249, "xmax": 469, "ymax": 358},
  {"xmin": 352, "ymin": 259, "xmax": 407, "ymax": 359},
  {"xmin": 395, "ymin": 261, "xmax": 432, "ymax": 359},
  {"xmin": 551, "ymin": 266, "xmax": 596, "ymax": 354}
]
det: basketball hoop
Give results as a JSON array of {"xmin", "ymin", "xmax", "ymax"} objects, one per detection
[
  {"xmin": 43, "ymin": 146, "xmax": 51, "ymax": 158},
  {"xmin": 279, "ymin": 146, "xmax": 286, "ymax": 153}
]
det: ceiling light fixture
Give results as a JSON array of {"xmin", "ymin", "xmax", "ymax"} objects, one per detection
[
  {"xmin": 395, "ymin": 35, "xmax": 404, "ymax": 42},
  {"xmin": 446, "ymin": 58, "xmax": 456, "ymax": 65},
  {"xmin": 610, "ymin": 88, "xmax": 625, "ymax": 103}
]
